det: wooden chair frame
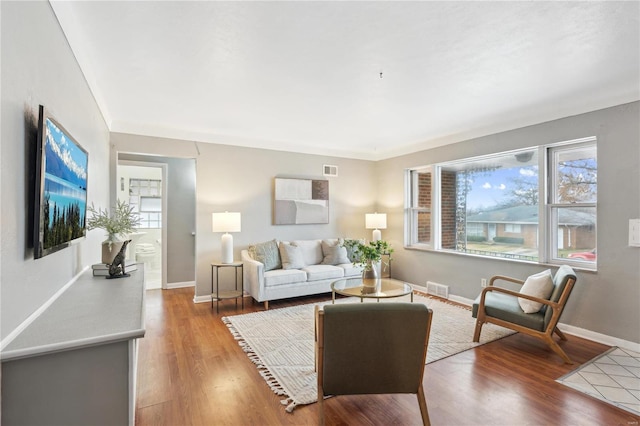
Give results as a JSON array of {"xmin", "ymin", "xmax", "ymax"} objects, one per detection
[
  {"xmin": 473, "ymin": 274, "xmax": 576, "ymax": 364},
  {"xmin": 315, "ymin": 305, "xmax": 432, "ymax": 426}
]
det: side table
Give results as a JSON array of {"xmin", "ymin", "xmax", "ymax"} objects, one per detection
[{"xmin": 211, "ymin": 261, "xmax": 244, "ymax": 313}]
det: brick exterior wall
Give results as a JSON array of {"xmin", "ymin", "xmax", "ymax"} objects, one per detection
[
  {"xmin": 441, "ymin": 171, "xmax": 457, "ymax": 249},
  {"xmin": 417, "ymin": 172, "xmax": 431, "ymax": 243}
]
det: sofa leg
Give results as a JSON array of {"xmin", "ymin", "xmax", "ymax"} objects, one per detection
[{"xmin": 264, "ymin": 301, "xmax": 269, "ymax": 310}]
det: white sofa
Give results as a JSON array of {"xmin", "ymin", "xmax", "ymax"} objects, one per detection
[{"xmin": 241, "ymin": 238, "xmax": 362, "ymax": 309}]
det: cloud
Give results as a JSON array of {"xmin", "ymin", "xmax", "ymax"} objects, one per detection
[
  {"xmin": 520, "ymin": 168, "xmax": 536, "ymax": 177},
  {"xmin": 498, "ymin": 184, "xmax": 506, "ymax": 190},
  {"xmin": 482, "ymin": 182, "xmax": 492, "ymax": 189}
]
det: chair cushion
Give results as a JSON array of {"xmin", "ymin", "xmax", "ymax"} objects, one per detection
[
  {"xmin": 264, "ymin": 269, "xmax": 307, "ymax": 288},
  {"xmin": 518, "ymin": 270, "xmax": 554, "ymax": 313},
  {"xmin": 473, "ymin": 292, "xmax": 546, "ymax": 331},
  {"xmin": 301, "ymin": 264, "xmax": 344, "ymax": 281},
  {"xmin": 278, "ymin": 242, "xmax": 306, "ymax": 270},
  {"xmin": 248, "ymin": 239, "xmax": 281, "ymax": 271}
]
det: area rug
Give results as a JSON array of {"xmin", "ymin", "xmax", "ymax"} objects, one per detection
[
  {"xmin": 556, "ymin": 347, "xmax": 640, "ymax": 416},
  {"xmin": 222, "ymin": 294, "xmax": 514, "ymax": 412}
]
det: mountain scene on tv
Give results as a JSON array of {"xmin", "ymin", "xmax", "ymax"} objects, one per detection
[{"xmin": 42, "ymin": 118, "xmax": 88, "ymax": 249}]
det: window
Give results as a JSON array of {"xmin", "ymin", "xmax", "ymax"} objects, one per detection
[
  {"xmin": 406, "ymin": 167, "xmax": 433, "ymax": 248},
  {"xmin": 129, "ymin": 178, "xmax": 162, "ymax": 229},
  {"xmin": 548, "ymin": 141, "xmax": 597, "ymax": 265},
  {"xmin": 405, "ymin": 137, "xmax": 597, "ymax": 269}
]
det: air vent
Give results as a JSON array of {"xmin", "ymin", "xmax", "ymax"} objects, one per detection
[
  {"xmin": 426, "ymin": 281, "xmax": 449, "ymax": 299},
  {"xmin": 323, "ymin": 164, "xmax": 338, "ymax": 177}
]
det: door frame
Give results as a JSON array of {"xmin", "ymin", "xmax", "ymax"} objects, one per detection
[{"xmin": 117, "ymin": 160, "xmax": 168, "ymax": 290}]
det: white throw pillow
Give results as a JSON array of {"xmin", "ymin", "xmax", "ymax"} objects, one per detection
[
  {"xmin": 321, "ymin": 239, "xmax": 350, "ymax": 265},
  {"xmin": 278, "ymin": 242, "xmax": 306, "ymax": 270},
  {"xmin": 518, "ymin": 270, "xmax": 554, "ymax": 313}
]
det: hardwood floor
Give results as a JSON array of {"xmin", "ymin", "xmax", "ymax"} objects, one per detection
[{"xmin": 135, "ymin": 288, "xmax": 640, "ymax": 425}]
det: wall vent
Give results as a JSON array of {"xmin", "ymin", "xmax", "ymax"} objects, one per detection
[
  {"xmin": 323, "ymin": 164, "xmax": 338, "ymax": 177},
  {"xmin": 426, "ymin": 281, "xmax": 449, "ymax": 299}
]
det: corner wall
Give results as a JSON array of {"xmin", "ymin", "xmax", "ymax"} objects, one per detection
[
  {"xmin": 1, "ymin": 1, "xmax": 110, "ymax": 341},
  {"xmin": 376, "ymin": 102, "xmax": 640, "ymax": 344}
]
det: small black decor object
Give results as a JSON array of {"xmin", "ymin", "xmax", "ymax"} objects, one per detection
[{"xmin": 107, "ymin": 240, "xmax": 131, "ymax": 279}]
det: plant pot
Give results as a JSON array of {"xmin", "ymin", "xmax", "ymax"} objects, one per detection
[{"xmin": 102, "ymin": 240, "xmax": 126, "ymax": 265}]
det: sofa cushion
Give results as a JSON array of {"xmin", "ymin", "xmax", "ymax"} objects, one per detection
[
  {"xmin": 292, "ymin": 240, "xmax": 324, "ymax": 265},
  {"xmin": 340, "ymin": 263, "xmax": 362, "ymax": 277},
  {"xmin": 518, "ymin": 270, "xmax": 554, "ymax": 313},
  {"xmin": 279, "ymin": 242, "xmax": 306, "ymax": 270},
  {"xmin": 321, "ymin": 239, "xmax": 350, "ymax": 265},
  {"xmin": 301, "ymin": 264, "xmax": 344, "ymax": 282},
  {"xmin": 248, "ymin": 239, "xmax": 282, "ymax": 271},
  {"xmin": 264, "ymin": 269, "xmax": 308, "ymax": 288}
]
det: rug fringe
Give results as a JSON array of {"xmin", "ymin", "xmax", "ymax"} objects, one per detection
[{"xmin": 222, "ymin": 316, "xmax": 300, "ymax": 412}]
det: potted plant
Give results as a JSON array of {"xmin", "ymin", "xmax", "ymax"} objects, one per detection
[
  {"xmin": 342, "ymin": 239, "xmax": 393, "ymax": 280},
  {"xmin": 87, "ymin": 199, "xmax": 141, "ymax": 264}
]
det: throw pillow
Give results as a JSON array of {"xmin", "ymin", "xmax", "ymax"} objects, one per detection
[
  {"xmin": 321, "ymin": 239, "xmax": 350, "ymax": 265},
  {"xmin": 518, "ymin": 269, "xmax": 554, "ymax": 313},
  {"xmin": 248, "ymin": 239, "xmax": 281, "ymax": 271},
  {"xmin": 343, "ymin": 238, "xmax": 365, "ymax": 263},
  {"xmin": 279, "ymin": 242, "xmax": 306, "ymax": 270}
]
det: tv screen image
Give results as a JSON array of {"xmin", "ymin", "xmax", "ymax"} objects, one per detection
[{"xmin": 34, "ymin": 106, "xmax": 89, "ymax": 259}]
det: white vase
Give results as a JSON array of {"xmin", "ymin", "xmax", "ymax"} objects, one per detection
[{"xmin": 101, "ymin": 235, "xmax": 125, "ymax": 264}]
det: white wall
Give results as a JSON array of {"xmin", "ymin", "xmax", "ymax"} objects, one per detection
[
  {"xmin": 109, "ymin": 133, "xmax": 378, "ymax": 299},
  {"xmin": 376, "ymin": 101, "xmax": 640, "ymax": 345},
  {"xmin": 1, "ymin": 1, "xmax": 110, "ymax": 341}
]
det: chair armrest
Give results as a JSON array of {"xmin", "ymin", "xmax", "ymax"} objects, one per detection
[
  {"xmin": 478, "ymin": 285, "xmax": 561, "ymax": 318},
  {"xmin": 489, "ymin": 275, "xmax": 525, "ymax": 287},
  {"xmin": 241, "ymin": 250, "xmax": 265, "ymax": 301}
]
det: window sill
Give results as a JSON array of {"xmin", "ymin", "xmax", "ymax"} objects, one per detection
[{"xmin": 404, "ymin": 245, "xmax": 597, "ymax": 273}]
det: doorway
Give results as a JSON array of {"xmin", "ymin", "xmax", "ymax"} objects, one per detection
[{"xmin": 117, "ymin": 161, "xmax": 167, "ymax": 290}]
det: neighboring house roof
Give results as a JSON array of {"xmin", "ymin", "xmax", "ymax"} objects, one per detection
[{"xmin": 467, "ymin": 205, "xmax": 595, "ymax": 226}]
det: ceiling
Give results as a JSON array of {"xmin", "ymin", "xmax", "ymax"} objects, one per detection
[{"xmin": 50, "ymin": 1, "xmax": 639, "ymax": 161}]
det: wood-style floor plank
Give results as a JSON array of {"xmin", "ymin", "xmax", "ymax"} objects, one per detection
[{"xmin": 135, "ymin": 288, "xmax": 640, "ymax": 425}]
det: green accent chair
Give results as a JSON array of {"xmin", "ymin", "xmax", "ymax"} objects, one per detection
[
  {"xmin": 315, "ymin": 303, "xmax": 433, "ymax": 426},
  {"xmin": 472, "ymin": 265, "xmax": 577, "ymax": 364}
]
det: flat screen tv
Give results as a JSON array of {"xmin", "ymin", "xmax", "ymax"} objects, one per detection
[{"xmin": 34, "ymin": 105, "xmax": 89, "ymax": 259}]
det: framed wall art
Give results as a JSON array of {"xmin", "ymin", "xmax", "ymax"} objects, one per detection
[{"xmin": 274, "ymin": 177, "xmax": 329, "ymax": 225}]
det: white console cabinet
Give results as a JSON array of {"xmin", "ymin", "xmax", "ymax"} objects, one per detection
[{"xmin": 1, "ymin": 267, "xmax": 145, "ymax": 425}]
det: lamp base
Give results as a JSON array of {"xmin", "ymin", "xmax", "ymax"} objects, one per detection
[
  {"xmin": 221, "ymin": 233, "xmax": 234, "ymax": 263},
  {"xmin": 372, "ymin": 229, "xmax": 382, "ymax": 242}
]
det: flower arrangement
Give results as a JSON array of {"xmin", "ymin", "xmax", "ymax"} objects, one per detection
[
  {"xmin": 342, "ymin": 239, "xmax": 393, "ymax": 271},
  {"xmin": 87, "ymin": 199, "xmax": 140, "ymax": 242}
]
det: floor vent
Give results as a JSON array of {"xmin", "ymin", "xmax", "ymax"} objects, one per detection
[
  {"xmin": 426, "ymin": 281, "xmax": 449, "ymax": 299},
  {"xmin": 323, "ymin": 164, "xmax": 338, "ymax": 177}
]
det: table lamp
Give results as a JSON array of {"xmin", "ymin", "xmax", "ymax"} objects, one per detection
[
  {"xmin": 212, "ymin": 212, "xmax": 241, "ymax": 263},
  {"xmin": 365, "ymin": 212, "xmax": 387, "ymax": 241}
]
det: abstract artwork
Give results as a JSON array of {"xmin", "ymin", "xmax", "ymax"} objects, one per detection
[{"xmin": 274, "ymin": 178, "xmax": 329, "ymax": 225}]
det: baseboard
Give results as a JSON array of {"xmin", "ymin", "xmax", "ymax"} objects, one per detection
[
  {"xmin": 558, "ymin": 324, "xmax": 640, "ymax": 353},
  {"xmin": 444, "ymin": 293, "xmax": 640, "ymax": 353},
  {"xmin": 166, "ymin": 280, "xmax": 195, "ymax": 290},
  {"xmin": 1, "ymin": 266, "xmax": 89, "ymax": 351}
]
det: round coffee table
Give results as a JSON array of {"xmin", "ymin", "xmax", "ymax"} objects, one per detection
[{"xmin": 331, "ymin": 277, "xmax": 414, "ymax": 303}]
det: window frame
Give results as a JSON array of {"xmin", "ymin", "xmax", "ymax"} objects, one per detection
[{"xmin": 404, "ymin": 137, "xmax": 597, "ymax": 270}]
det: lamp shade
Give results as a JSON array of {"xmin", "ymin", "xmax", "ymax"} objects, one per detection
[
  {"xmin": 212, "ymin": 212, "xmax": 241, "ymax": 233},
  {"xmin": 365, "ymin": 213, "xmax": 387, "ymax": 230}
]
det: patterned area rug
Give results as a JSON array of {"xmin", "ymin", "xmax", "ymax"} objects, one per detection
[
  {"xmin": 222, "ymin": 294, "xmax": 514, "ymax": 412},
  {"xmin": 557, "ymin": 347, "xmax": 640, "ymax": 416}
]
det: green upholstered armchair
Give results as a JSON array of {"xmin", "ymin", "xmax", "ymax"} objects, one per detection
[
  {"xmin": 315, "ymin": 303, "xmax": 433, "ymax": 426},
  {"xmin": 472, "ymin": 265, "xmax": 577, "ymax": 364}
]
